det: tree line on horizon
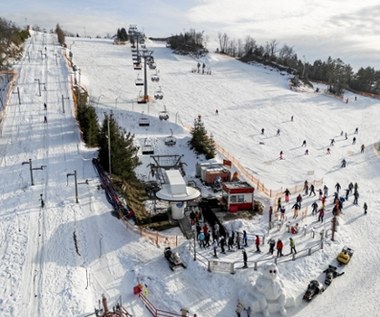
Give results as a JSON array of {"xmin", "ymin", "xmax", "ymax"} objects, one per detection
[{"xmin": 217, "ymin": 33, "xmax": 380, "ymax": 97}]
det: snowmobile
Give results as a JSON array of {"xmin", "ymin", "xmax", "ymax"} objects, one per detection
[
  {"xmin": 323, "ymin": 265, "xmax": 345, "ymax": 286},
  {"xmin": 303, "ymin": 280, "xmax": 325, "ymax": 302},
  {"xmin": 337, "ymin": 246, "xmax": 354, "ymax": 265},
  {"xmin": 164, "ymin": 247, "xmax": 187, "ymax": 271}
]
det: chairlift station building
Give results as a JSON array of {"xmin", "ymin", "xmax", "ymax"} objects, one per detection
[{"xmin": 221, "ymin": 181, "xmax": 255, "ymax": 212}]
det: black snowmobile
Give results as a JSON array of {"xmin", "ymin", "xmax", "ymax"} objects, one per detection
[
  {"xmin": 323, "ymin": 265, "xmax": 345, "ymax": 286},
  {"xmin": 164, "ymin": 247, "xmax": 187, "ymax": 271},
  {"xmin": 303, "ymin": 280, "xmax": 325, "ymax": 302}
]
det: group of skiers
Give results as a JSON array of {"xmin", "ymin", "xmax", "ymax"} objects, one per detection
[{"xmin": 277, "ymin": 126, "xmax": 365, "ymax": 160}]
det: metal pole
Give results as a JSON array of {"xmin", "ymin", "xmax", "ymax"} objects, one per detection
[
  {"xmin": 99, "ymin": 234, "xmax": 103, "ymax": 258},
  {"xmin": 61, "ymin": 94, "xmax": 65, "ymax": 113},
  {"xmin": 29, "ymin": 158, "xmax": 34, "ymax": 186},
  {"xmin": 74, "ymin": 170, "xmax": 79, "ymax": 203},
  {"xmin": 143, "ymin": 56, "xmax": 148, "ymax": 101},
  {"xmin": 193, "ymin": 230, "xmax": 196, "ymax": 261},
  {"xmin": 107, "ymin": 116, "xmax": 111, "ymax": 176},
  {"xmin": 17, "ymin": 87, "xmax": 21, "ymax": 105}
]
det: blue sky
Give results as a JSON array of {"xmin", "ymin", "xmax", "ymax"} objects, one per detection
[{"xmin": 3, "ymin": 0, "xmax": 380, "ymax": 70}]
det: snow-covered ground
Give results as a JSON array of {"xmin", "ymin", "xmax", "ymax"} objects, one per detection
[{"xmin": 0, "ymin": 31, "xmax": 379, "ymax": 317}]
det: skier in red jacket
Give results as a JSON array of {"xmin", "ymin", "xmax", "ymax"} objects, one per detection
[{"xmin": 276, "ymin": 239, "xmax": 284, "ymax": 256}]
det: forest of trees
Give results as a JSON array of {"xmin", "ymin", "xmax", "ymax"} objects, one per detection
[
  {"xmin": 167, "ymin": 29, "xmax": 208, "ymax": 55},
  {"xmin": 217, "ymin": 33, "xmax": 380, "ymax": 96},
  {"xmin": 0, "ymin": 18, "xmax": 29, "ymax": 69}
]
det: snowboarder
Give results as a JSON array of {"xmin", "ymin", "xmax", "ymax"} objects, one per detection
[
  {"xmin": 352, "ymin": 137, "xmax": 356, "ymax": 145},
  {"xmin": 354, "ymin": 127, "xmax": 359, "ymax": 134},
  {"xmin": 330, "ymin": 138, "xmax": 335, "ymax": 146},
  {"xmin": 284, "ymin": 188, "xmax": 291, "ymax": 203},
  {"xmin": 348, "ymin": 182, "xmax": 354, "ymax": 193},
  {"xmin": 309, "ymin": 184, "xmax": 316, "ymax": 196},
  {"xmin": 341, "ymin": 159, "xmax": 346, "ymax": 168},
  {"xmin": 277, "ymin": 197, "xmax": 282, "ymax": 211},
  {"xmin": 345, "ymin": 188, "xmax": 350, "ymax": 200},
  {"xmin": 279, "ymin": 150, "xmax": 284, "ymax": 160},
  {"xmin": 289, "ymin": 237, "xmax": 297, "ymax": 254},
  {"xmin": 303, "ymin": 180, "xmax": 309, "ymax": 195},
  {"xmin": 40, "ymin": 193, "xmax": 45, "ymax": 208},
  {"xmin": 242, "ymin": 249, "xmax": 248, "ymax": 268},
  {"xmin": 261, "ymin": 128, "xmax": 265, "ymax": 135},
  {"xmin": 276, "ymin": 239, "xmax": 284, "ymax": 257},
  {"xmin": 318, "ymin": 208, "xmax": 325, "ymax": 222},
  {"xmin": 326, "ymin": 147, "xmax": 331, "ymax": 154},
  {"xmin": 215, "ymin": 109, "xmax": 219, "ymax": 115},
  {"xmin": 353, "ymin": 191, "xmax": 359, "ymax": 205},
  {"xmin": 255, "ymin": 235, "xmax": 261, "ymax": 252},
  {"xmin": 305, "ymin": 149, "xmax": 309, "ymax": 155},
  {"xmin": 311, "ymin": 201, "xmax": 318, "ymax": 216},
  {"xmin": 335, "ymin": 182, "xmax": 341, "ymax": 193},
  {"xmin": 277, "ymin": 128, "xmax": 281, "ymax": 135},
  {"xmin": 363, "ymin": 202, "xmax": 368, "ymax": 215},
  {"xmin": 302, "ymin": 140, "xmax": 307, "ymax": 147},
  {"xmin": 268, "ymin": 238, "xmax": 276, "ymax": 255},
  {"xmin": 292, "ymin": 202, "xmax": 300, "ymax": 219},
  {"xmin": 291, "ymin": 115, "xmax": 294, "ymax": 122},
  {"xmin": 361, "ymin": 144, "xmax": 365, "ymax": 153}
]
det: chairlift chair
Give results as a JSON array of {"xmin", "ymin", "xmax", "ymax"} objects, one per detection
[
  {"xmin": 135, "ymin": 75, "xmax": 144, "ymax": 86},
  {"xmin": 149, "ymin": 62, "xmax": 157, "ymax": 70},
  {"xmin": 154, "ymin": 87, "xmax": 164, "ymax": 100},
  {"xmin": 164, "ymin": 129, "xmax": 176, "ymax": 146},
  {"xmin": 133, "ymin": 63, "xmax": 142, "ymax": 70},
  {"xmin": 142, "ymin": 138, "xmax": 154, "ymax": 155},
  {"xmin": 159, "ymin": 105, "xmax": 169, "ymax": 120},
  {"xmin": 138, "ymin": 117, "xmax": 150, "ymax": 127},
  {"xmin": 151, "ymin": 69, "xmax": 160, "ymax": 82}
]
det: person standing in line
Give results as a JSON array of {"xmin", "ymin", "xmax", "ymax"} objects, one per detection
[
  {"xmin": 276, "ymin": 239, "xmax": 284, "ymax": 257},
  {"xmin": 268, "ymin": 238, "xmax": 276, "ymax": 255},
  {"xmin": 309, "ymin": 184, "xmax": 316, "ymax": 196},
  {"xmin": 311, "ymin": 201, "xmax": 318, "ymax": 216},
  {"xmin": 242, "ymin": 249, "xmax": 248, "ymax": 268},
  {"xmin": 283, "ymin": 188, "xmax": 291, "ymax": 203},
  {"xmin": 255, "ymin": 235, "xmax": 261, "ymax": 252},
  {"xmin": 318, "ymin": 208, "xmax": 325, "ymax": 222},
  {"xmin": 243, "ymin": 230, "xmax": 248, "ymax": 247},
  {"xmin": 212, "ymin": 239, "xmax": 218, "ymax": 258},
  {"xmin": 289, "ymin": 237, "xmax": 297, "ymax": 254}
]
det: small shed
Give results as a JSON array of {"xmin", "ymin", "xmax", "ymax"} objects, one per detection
[{"xmin": 222, "ymin": 181, "xmax": 255, "ymax": 212}]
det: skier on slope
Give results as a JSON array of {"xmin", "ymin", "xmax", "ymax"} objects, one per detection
[{"xmin": 283, "ymin": 188, "xmax": 291, "ymax": 203}]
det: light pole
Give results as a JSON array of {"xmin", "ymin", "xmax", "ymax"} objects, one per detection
[
  {"xmin": 66, "ymin": 170, "xmax": 79, "ymax": 203},
  {"xmin": 97, "ymin": 94, "xmax": 104, "ymax": 108},
  {"xmin": 61, "ymin": 95, "xmax": 69, "ymax": 113},
  {"xmin": 104, "ymin": 112, "xmax": 112, "ymax": 176},
  {"xmin": 21, "ymin": 158, "xmax": 46, "ymax": 186},
  {"xmin": 34, "ymin": 79, "xmax": 45, "ymax": 97}
]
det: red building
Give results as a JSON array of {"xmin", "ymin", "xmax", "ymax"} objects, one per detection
[{"xmin": 222, "ymin": 181, "xmax": 255, "ymax": 212}]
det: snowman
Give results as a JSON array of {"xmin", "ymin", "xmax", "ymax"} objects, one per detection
[
  {"xmin": 252, "ymin": 262, "xmax": 286, "ymax": 317},
  {"xmin": 239, "ymin": 263, "xmax": 286, "ymax": 317}
]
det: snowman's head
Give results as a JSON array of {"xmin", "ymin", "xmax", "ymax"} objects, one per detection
[{"xmin": 264, "ymin": 263, "xmax": 279, "ymax": 281}]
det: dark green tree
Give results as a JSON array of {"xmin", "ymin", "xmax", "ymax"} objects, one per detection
[
  {"xmin": 55, "ymin": 24, "xmax": 65, "ymax": 46},
  {"xmin": 188, "ymin": 115, "xmax": 216, "ymax": 159},
  {"xmin": 98, "ymin": 113, "xmax": 140, "ymax": 181}
]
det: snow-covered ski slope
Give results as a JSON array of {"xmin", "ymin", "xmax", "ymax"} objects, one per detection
[{"xmin": 0, "ymin": 31, "xmax": 379, "ymax": 316}]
